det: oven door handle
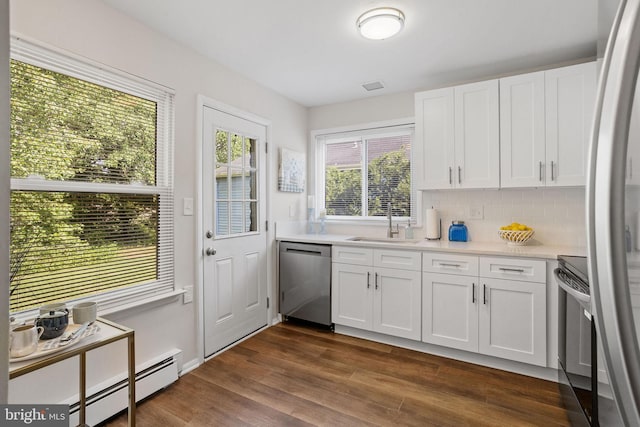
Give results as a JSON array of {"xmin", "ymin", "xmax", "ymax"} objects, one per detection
[{"xmin": 554, "ymin": 268, "xmax": 591, "ymax": 305}]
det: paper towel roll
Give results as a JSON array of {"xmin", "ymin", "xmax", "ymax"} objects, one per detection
[{"xmin": 425, "ymin": 208, "xmax": 441, "ymax": 240}]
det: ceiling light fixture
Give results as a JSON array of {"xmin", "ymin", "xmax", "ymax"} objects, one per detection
[{"xmin": 356, "ymin": 7, "xmax": 405, "ymax": 40}]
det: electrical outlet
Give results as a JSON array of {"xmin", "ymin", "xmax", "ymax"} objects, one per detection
[
  {"xmin": 183, "ymin": 285, "xmax": 193, "ymax": 304},
  {"xmin": 469, "ymin": 205, "xmax": 484, "ymax": 220}
]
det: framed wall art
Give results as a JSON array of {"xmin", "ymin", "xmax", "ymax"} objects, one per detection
[{"xmin": 278, "ymin": 148, "xmax": 305, "ymax": 193}]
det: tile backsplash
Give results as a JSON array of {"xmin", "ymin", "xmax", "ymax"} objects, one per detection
[{"xmin": 422, "ymin": 187, "xmax": 586, "ymax": 247}]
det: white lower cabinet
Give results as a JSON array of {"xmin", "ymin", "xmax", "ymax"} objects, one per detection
[
  {"xmin": 478, "ymin": 278, "xmax": 546, "ymax": 366},
  {"xmin": 422, "ymin": 272, "xmax": 478, "ymax": 352},
  {"xmin": 332, "ymin": 246, "xmax": 421, "ymax": 341},
  {"xmin": 422, "ymin": 254, "xmax": 547, "ymax": 367}
]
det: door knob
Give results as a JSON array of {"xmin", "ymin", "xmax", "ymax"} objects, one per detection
[
  {"xmin": 205, "ymin": 230, "xmax": 213, "ymax": 238},
  {"xmin": 205, "ymin": 247, "xmax": 216, "ymax": 256}
]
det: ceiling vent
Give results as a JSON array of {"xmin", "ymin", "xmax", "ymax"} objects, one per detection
[{"xmin": 362, "ymin": 81, "xmax": 385, "ymax": 91}]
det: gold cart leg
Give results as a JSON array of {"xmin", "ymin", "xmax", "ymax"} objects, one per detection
[
  {"xmin": 128, "ymin": 333, "xmax": 136, "ymax": 427},
  {"xmin": 80, "ymin": 352, "xmax": 87, "ymax": 426}
]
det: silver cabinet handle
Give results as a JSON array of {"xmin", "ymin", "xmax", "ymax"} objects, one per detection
[
  {"xmin": 498, "ymin": 267, "xmax": 525, "ymax": 273},
  {"xmin": 205, "ymin": 247, "xmax": 216, "ymax": 256},
  {"xmin": 440, "ymin": 263, "xmax": 461, "ymax": 268},
  {"xmin": 458, "ymin": 166, "xmax": 462, "ymax": 184},
  {"xmin": 551, "ymin": 160, "xmax": 555, "ymax": 181},
  {"xmin": 367, "ymin": 272, "xmax": 371, "ymax": 289},
  {"xmin": 472, "ymin": 283, "xmax": 476, "ymax": 304},
  {"xmin": 483, "ymin": 284, "xmax": 487, "ymax": 305},
  {"xmin": 539, "ymin": 161, "xmax": 543, "ymax": 182},
  {"xmin": 375, "ymin": 272, "xmax": 379, "ymax": 290},
  {"xmin": 449, "ymin": 167, "xmax": 452, "ymax": 185}
]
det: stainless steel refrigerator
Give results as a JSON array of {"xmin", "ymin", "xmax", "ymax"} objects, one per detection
[{"xmin": 589, "ymin": 0, "xmax": 640, "ymax": 424}]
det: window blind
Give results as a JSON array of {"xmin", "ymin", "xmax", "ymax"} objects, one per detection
[
  {"xmin": 320, "ymin": 125, "xmax": 414, "ymax": 220},
  {"xmin": 9, "ymin": 37, "xmax": 174, "ymax": 313}
]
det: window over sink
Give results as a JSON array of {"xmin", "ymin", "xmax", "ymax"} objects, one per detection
[{"xmin": 315, "ymin": 124, "xmax": 414, "ymax": 221}]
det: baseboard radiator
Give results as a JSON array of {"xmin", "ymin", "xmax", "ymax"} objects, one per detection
[{"xmin": 65, "ymin": 348, "xmax": 181, "ymax": 426}]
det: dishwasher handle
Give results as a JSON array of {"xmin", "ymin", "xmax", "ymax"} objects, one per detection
[
  {"xmin": 279, "ymin": 242, "xmax": 331, "ymax": 257},
  {"xmin": 285, "ymin": 248, "xmax": 323, "ymax": 256}
]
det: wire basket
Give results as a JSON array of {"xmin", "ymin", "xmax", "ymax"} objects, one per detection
[{"xmin": 498, "ymin": 229, "xmax": 534, "ymax": 246}]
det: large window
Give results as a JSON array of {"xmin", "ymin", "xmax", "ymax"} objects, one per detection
[
  {"xmin": 9, "ymin": 39, "xmax": 174, "ymax": 313},
  {"xmin": 318, "ymin": 126, "xmax": 413, "ymax": 219}
]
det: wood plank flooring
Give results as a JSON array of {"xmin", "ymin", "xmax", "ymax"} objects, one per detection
[{"xmin": 104, "ymin": 321, "xmax": 570, "ymax": 426}]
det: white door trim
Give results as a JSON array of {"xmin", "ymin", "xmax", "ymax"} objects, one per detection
[{"xmin": 195, "ymin": 95, "xmax": 272, "ymax": 364}]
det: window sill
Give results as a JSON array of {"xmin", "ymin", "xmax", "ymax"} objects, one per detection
[
  {"xmin": 11, "ymin": 287, "xmax": 184, "ymax": 324},
  {"xmin": 99, "ymin": 289, "xmax": 185, "ymax": 316}
]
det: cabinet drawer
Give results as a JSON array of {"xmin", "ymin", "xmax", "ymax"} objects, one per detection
[
  {"xmin": 374, "ymin": 249, "xmax": 421, "ymax": 271},
  {"xmin": 332, "ymin": 246, "xmax": 373, "ymax": 266},
  {"xmin": 479, "ymin": 257, "xmax": 546, "ymax": 283},
  {"xmin": 422, "ymin": 253, "xmax": 479, "ymax": 276}
]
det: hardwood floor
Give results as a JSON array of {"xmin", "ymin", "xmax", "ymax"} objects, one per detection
[{"xmin": 104, "ymin": 322, "xmax": 570, "ymax": 426}]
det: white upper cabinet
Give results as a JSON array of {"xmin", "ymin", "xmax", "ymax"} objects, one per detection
[
  {"xmin": 415, "ymin": 80, "xmax": 499, "ymax": 190},
  {"xmin": 501, "ymin": 62, "xmax": 597, "ymax": 188},
  {"xmin": 454, "ymin": 80, "xmax": 500, "ymax": 189},
  {"xmin": 544, "ymin": 61, "xmax": 597, "ymax": 187},
  {"xmin": 500, "ymin": 71, "xmax": 546, "ymax": 187},
  {"xmin": 414, "ymin": 87, "xmax": 455, "ymax": 189}
]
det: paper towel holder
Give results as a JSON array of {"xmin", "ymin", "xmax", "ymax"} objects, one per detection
[{"xmin": 425, "ymin": 218, "xmax": 442, "ymax": 240}]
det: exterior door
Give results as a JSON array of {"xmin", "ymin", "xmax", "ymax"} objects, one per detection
[{"xmin": 202, "ymin": 106, "xmax": 267, "ymax": 357}]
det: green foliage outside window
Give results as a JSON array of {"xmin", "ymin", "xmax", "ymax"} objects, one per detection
[
  {"xmin": 325, "ymin": 146, "xmax": 410, "ymax": 218},
  {"xmin": 10, "ymin": 59, "xmax": 159, "ymax": 312}
]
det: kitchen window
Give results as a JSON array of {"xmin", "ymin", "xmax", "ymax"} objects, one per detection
[
  {"xmin": 9, "ymin": 38, "xmax": 174, "ymax": 313},
  {"xmin": 316, "ymin": 125, "xmax": 414, "ymax": 220}
]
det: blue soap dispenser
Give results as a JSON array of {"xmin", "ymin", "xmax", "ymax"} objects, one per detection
[{"xmin": 448, "ymin": 221, "xmax": 468, "ymax": 242}]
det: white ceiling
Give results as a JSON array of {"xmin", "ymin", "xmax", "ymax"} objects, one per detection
[{"xmin": 100, "ymin": 0, "xmax": 597, "ymax": 107}]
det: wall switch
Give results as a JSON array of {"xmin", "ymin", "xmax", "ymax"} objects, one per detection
[
  {"xmin": 469, "ymin": 205, "xmax": 484, "ymax": 220},
  {"xmin": 183, "ymin": 285, "xmax": 193, "ymax": 304},
  {"xmin": 183, "ymin": 198, "xmax": 194, "ymax": 216},
  {"xmin": 289, "ymin": 205, "xmax": 296, "ymax": 218}
]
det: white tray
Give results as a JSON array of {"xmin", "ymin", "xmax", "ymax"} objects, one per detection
[{"xmin": 10, "ymin": 323, "xmax": 100, "ymax": 363}]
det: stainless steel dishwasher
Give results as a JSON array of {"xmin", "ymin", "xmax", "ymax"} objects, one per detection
[{"xmin": 279, "ymin": 241, "xmax": 332, "ymax": 328}]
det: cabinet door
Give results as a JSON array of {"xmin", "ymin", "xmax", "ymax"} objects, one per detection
[
  {"xmin": 373, "ymin": 267, "xmax": 422, "ymax": 340},
  {"xmin": 545, "ymin": 61, "xmax": 597, "ymax": 187},
  {"xmin": 331, "ymin": 263, "xmax": 372, "ymax": 330},
  {"xmin": 414, "ymin": 87, "xmax": 455, "ymax": 189},
  {"xmin": 500, "ymin": 71, "xmax": 546, "ymax": 188},
  {"xmin": 454, "ymin": 80, "xmax": 500, "ymax": 189},
  {"xmin": 422, "ymin": 272, "xmax": 478, "ymax": 352},
  {"xmin": 479, "ymin": 278, "xmax": 546, "ymax": 366}
]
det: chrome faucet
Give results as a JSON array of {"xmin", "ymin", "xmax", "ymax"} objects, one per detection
[{"xmin": 387, "ymin": 202, "xmax": 399, "ymax": 238}]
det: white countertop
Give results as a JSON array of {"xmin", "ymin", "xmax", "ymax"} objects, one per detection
[{"xmin": 276, "ymin": 233, "xmax": 586, "ymax": 260}]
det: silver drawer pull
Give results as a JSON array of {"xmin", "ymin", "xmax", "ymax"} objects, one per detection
[
  {"xmin": 440, "ymin": 263, "xmax": 462, "ymax": 268},
  {"xmin": 498, "ymin": 267, "xmax": 525, "ymax": 273}
]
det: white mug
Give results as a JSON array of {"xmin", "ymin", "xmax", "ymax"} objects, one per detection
[
  {"xmin": 72, "ymin": 302, "xmax": 97, "ymax": 324},
  {"xmin": 10, "ymin": 324, "xmax": 44, "ymax": 358}
]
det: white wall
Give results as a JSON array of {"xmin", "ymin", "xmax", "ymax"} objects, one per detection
[
  {"xmin": 308, "ymin": 87, "xmax": 588, "ymax": 248},
  {"xmin": 9, "ymin": 0, "xmax": 308, "ymax": 403},
  {"xmin": 1, "ymin": 0, "xmax": 10, "ymax": 405}
]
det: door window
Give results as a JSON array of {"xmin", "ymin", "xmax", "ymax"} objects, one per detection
[{"xmin": 214, "ymin": 130, "xmax": 259, "ymax": 237}]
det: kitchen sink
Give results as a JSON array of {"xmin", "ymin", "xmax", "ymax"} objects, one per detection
[{"xmin": 347, "ymin": 237, "xmax": 420, "ymax": 244}]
